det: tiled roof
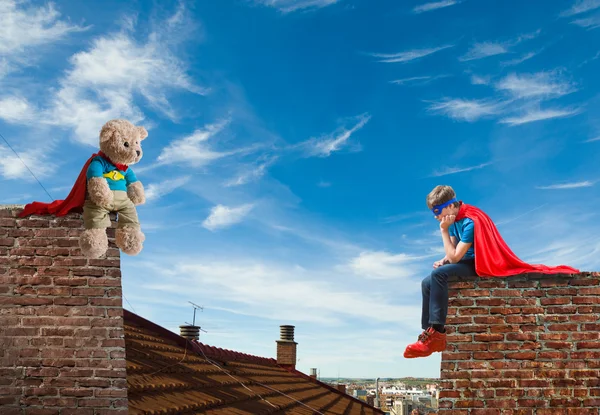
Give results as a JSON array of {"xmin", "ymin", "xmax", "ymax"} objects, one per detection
[{"xmin": 124, "ymin": 310, "xmax": 384, "ymax": 415}]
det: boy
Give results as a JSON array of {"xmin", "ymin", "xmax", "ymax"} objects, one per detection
[{"xmin": 404, "ymin": 185, "xmax": 579, "ymax": 359}]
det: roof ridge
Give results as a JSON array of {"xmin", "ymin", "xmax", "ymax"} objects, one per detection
[{"xmin": 124, "ymin": 309, "xmax": 277, "ymax": 365}]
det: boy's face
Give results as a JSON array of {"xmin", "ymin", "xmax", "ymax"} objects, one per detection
[{"xmin": 434, "ymin": 205, "xmax": 458, "ymax": 222}]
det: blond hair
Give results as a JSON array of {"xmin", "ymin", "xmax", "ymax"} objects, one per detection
[{"xmin": 426, "ymin": 185, "xmax": 460, "ymax": 209}]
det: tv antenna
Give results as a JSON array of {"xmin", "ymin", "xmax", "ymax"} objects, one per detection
[{"xmin": 184, "ymin": 301, "xmax": 207, "ymax": 334}]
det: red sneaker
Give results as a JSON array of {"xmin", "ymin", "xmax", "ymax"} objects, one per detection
[{"xmin": 404, "ymin": 327, "xmax": 446, "ymax": 358}]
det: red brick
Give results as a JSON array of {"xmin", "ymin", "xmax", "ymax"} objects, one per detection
[{"xmin": 504, "ymin": 351, "xmax": 537, "ymax": 360}]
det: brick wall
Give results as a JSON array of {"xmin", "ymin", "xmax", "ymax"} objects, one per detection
[
  {"xmin": 276, "ymin": 341, "xmax": 297, "ymax": 368},
  {"xmin": 0, "ymin": 205, "xmax": 128, "ymax": 414},
  {"xmin": 439, "ymin": 272, "xmax": 600, "ymax": 415}
]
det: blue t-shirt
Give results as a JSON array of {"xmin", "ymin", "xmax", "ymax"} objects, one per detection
[
  {"xmin": 449, "ymin": 218, "xmax": 475, "ymax": 260},
  {"xmin": 86, "ymin": 156, "xmax": 138, "ymax": 192}
]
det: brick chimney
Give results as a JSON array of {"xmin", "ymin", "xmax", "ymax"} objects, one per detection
[
  {"xmin": 276, "ymin": 325, "xmax": 297, "ymax": 369},
  {"xmin": 439, "ymin": 271, "xmax": 600, "ymax": 413},
  {"xmin": 0, "ymin": 205, "xmax": 129, "ymax": 413}
]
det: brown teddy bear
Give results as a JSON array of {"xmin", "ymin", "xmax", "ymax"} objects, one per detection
[
  {"xmin": 19, "ymin": 119, "xmax": 148, "ymax": 259},
  {"xmin": 80, "ymin": 119, "xmax": 147, "ymax": 258}
]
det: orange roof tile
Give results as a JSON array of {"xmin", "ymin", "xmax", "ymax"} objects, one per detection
[{"xmin": 124, "ymin": 310, "xmax": 384, "ymax": 415}]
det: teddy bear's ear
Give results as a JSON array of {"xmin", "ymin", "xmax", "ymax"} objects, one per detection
[
  {"xmin": 137, "ymin": 126, "xmax": 148, "ymax": 141},
  {"xmin": 100, "ymin": 120, "xmax": 118, "ymax": 143}
]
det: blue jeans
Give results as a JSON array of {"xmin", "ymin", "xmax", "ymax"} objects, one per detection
[{"xmin": 421, "ymin": 259, "xmax": 476, "ymax": 330}]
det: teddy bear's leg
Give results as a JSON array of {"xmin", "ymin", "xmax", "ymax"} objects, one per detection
[
  {"xmin": 116, "ymin": 226, "xmax": 145, "ymax": 255},
  {"xmin": 113, "ymin": 191, "xmax": 145, "ymax": 255},
  {"xmin": 80, "ymin": 229, "xmax": 109, "ymax": 259},
  {"xmin": 81, "ymin": 198, "xmax": 112, "ymax": 258}
]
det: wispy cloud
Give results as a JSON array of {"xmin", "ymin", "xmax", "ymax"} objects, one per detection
[
  {"xmin": 500, "ymin": 108, "xmax": 581, "ymax": 126},
  {"xmin": 0, "ymin": 96, "xmax": 36, "ymax": 123},
  {"xmin": 501, "ymin": 50, "xmax": 540, "ymax": 67},
  {"xmin": 297, "ymin": 113, "xmax": 371, "ymax": 157},
  {"xmin": 145, "ymin": 176, "xmax": 191, "ymax": 202},
  {"xmin": 460, "ymin": 42, "xmax": 510, "ymax": 61},
  {"xmin": 369, "ymin": 45, "xmax": 454, "ymax": 63},
  {"xmin": 202, "ymin": 203, "xmax": 255, "ymax": 231},
  {"xmin": 535, "ymin": 180, "xmax": 595, "ymax": 190},
  {"xmin": 143, "ymin": 257, "xmax": 420, "ymax": 325},
  {"xmin": 430, "ymin": 162, "xmax": 492, "ymax": 177},
  {"xmin": 412, "ymin": 0, "xmax": 459, "ymax": 14},
  {"xmin": 390, "ymin": 75, "xmax": 450, "ymax": 86},
  {"xmin": 427, "ymin": 98, "xmax": 503, "ymax": 122},
  {"xmin": 156, "ymin": 119, "xmax": 238, "ymax": 167},
  {"xmin": 253, "ymin": 0, "xmax": 341, "ymax": 13},
  {"xmin": 572, "ymin": 13, "xmax": 600, "ymax": 29},
  {"xmin": 347, "ymin": 251, "xmax": 433, "ymax": 280},
  {"xmin": 224, "ymin": 156, "xmax": 277, "ymax": 187},
  {"xmin": 0, "ymin": 0, "xmax": 87, "ymax": 78},
  {"xmin": 470, "ymin": 74, "xmax": 490, "ymax": 85},
  {"xmin": 42, "ymin": 7, "xmax": 206, "ymax": 146},
  {"xmin": 0, "ymin": 144, "xmax": 55, "ymax": 181},
  {"xmin": 560, "ymin": 0, "xmax": 600, "ymax": 17},
  {"xmin": 459, "ymin": 30, "xmax": 540, "ymax": 61},
  {"xmin": 583, "ymin": 136, "xmax": 600, "ymax": 143},
  {"xmin": 495, "ymin": 71, "xmax": 577, "ymax": 99}
]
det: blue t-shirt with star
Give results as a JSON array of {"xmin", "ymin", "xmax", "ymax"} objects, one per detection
[
  {"xmin": 449, "ymin": 217, "xmax": 475, "ymax": 260},
  {"xmin": 86, "ymin": 156, "xmax": 137, "ymax": 192}
]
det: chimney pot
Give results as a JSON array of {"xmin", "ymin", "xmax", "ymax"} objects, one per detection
[
  {"xmin": 179, "ymin": 324, "xmax": 200, "ymax": 340},
  {"xmin": 310, "ymin": 368, "xmax": 317, "ymax": 378},
  {"xmin": 279, "ymin": 325, "xmax": 295, "ymax": 341}
]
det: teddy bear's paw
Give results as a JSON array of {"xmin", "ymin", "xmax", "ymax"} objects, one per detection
[
  {"xmin": 116, "ymin": 226, "xmax": 145, "ymax": 256},
  {"xmin": 80, "ymin": 228, "xmax": 108, "ymax": 259},
  {"xmin": 88, "ymin": 177, "xmax": 114, "ymax": 208}
]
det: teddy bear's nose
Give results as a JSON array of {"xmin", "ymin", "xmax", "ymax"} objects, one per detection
[{"xmin": 136, "ymin": 150, "xmax": 141, "ymax": 156}]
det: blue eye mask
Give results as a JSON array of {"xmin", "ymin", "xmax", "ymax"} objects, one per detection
[{"xmin": 431, "ymin": 198, "xmax": 457, "ymax": 216}]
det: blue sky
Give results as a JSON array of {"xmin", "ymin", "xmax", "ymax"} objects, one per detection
[{"xmin": 1, "ymin": 0, "xmax": 600, "ymax": 379}]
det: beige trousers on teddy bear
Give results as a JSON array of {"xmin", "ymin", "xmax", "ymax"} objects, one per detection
[{"xmin": 83, "ymin": 190, "xmax": 140, "ymax": 229}]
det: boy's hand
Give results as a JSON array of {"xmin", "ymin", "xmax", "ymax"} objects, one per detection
[
  {"xmin": 433, "ymin": 258, "xmax": 450, "ymax": 268},
  {"xmin": 440, "ymin": 215, "xmax": 456, "ymax": 230}
]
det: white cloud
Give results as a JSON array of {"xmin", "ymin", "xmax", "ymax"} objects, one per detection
[
  {"xmin": 0, "ymin": 0, "xmax": 86, "ymax": 77},
  {"xmin": 43, "ymin": 8, "xmax": 205, "ymax": 146},
  {"xmin": 470, "ymin": 74, "xmax": 490, "ymax": 85},
  {"xmin": 298, "ymin": 113, "xmax": 371, "ymax": 157},
  {"xmin": 495, "ymin": 71, "xmax": 577, "ymax": 99},
  {"xmin": 348, "ymin": 251, "xmax": 432, "ymax": 280},
  {"xmin": 156, "ymin": 119, "xmax": 237, "ymax": 167},
  {"xmin": 459, "ymin": 30, "xmax": 540, "ymax": 61},
  {"xmin": 142, "ymin": 258, "xmax": 420, "ymax": 324},
  {"xmin": 0, "ymin": 96, "xmax": 36, "ymax": 123},
  {"xmin": 583, "ymin": 136, "xmax": 600, "ymax": 143},
  {"xmin": 535, "ymin": 181, "xmax": 595, "ymax": 190},
  {"xmin": 391, "ymin": 75, "xmax": 450, "ymax": 86},
  {"xmin": 572, "ymin": 13, "xmax": 600, "ymax": 29},
  {"xmin": 253, "ymin": 0, "xmax": 341, "ymax": 13},
  {"xmin": 412, "ymin": 0, "xmax": 459, "ymax": 14},
  {"xmin": 0, "ymin": 144, "xmax": 55, "ymax": 181},
  {"xmin": 460, "ymin": 42, "xmax": 509, "ymax": 61},
  {"xmin": 560, "ymin": 0, "xmax": 600, "ymax": 17},
  {"xmin": 369, "ymin": 45, "xmax": 454, "ymax": 63},
  {"xmin": 427, "ymin": 98, "xmax": 502, "ymax": 122},
  {"xmin": 500, "ymin": 108, "xmax": 581, "ymax": 126},
  {"xmin": 144, "ymin": 176, "xmax": 191, "ymax": 202},
  {"xmin": 501, "ymin": 51, "xmax": 540, "ymax": 67},
  {"xmin": 224, "ymin": 156, "xmax": 277, "ymax": 187},
  {"xmin": 430, "ymin": 162, "xmax": 492, "ymax": 177},
  {"xmin": 202, "ymin": 204, "xmax": 254, "ymax": 231}
]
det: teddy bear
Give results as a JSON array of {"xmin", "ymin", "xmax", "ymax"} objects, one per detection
[
  {"xmin": 18, "ymin": 119, "xmax": 148, "ymax": 259},
  {"xmin": 79, "ymin": 119, "xmax": 147, "ymax": 258}
]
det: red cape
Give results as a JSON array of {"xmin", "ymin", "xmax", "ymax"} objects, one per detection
[
  {"xmin": 455, "ymin": 202, "xmax": 579, "ymax": 277},
  {"xmin": 19, "ymin": 153, "xmax": 100, "ymax": 218}
]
